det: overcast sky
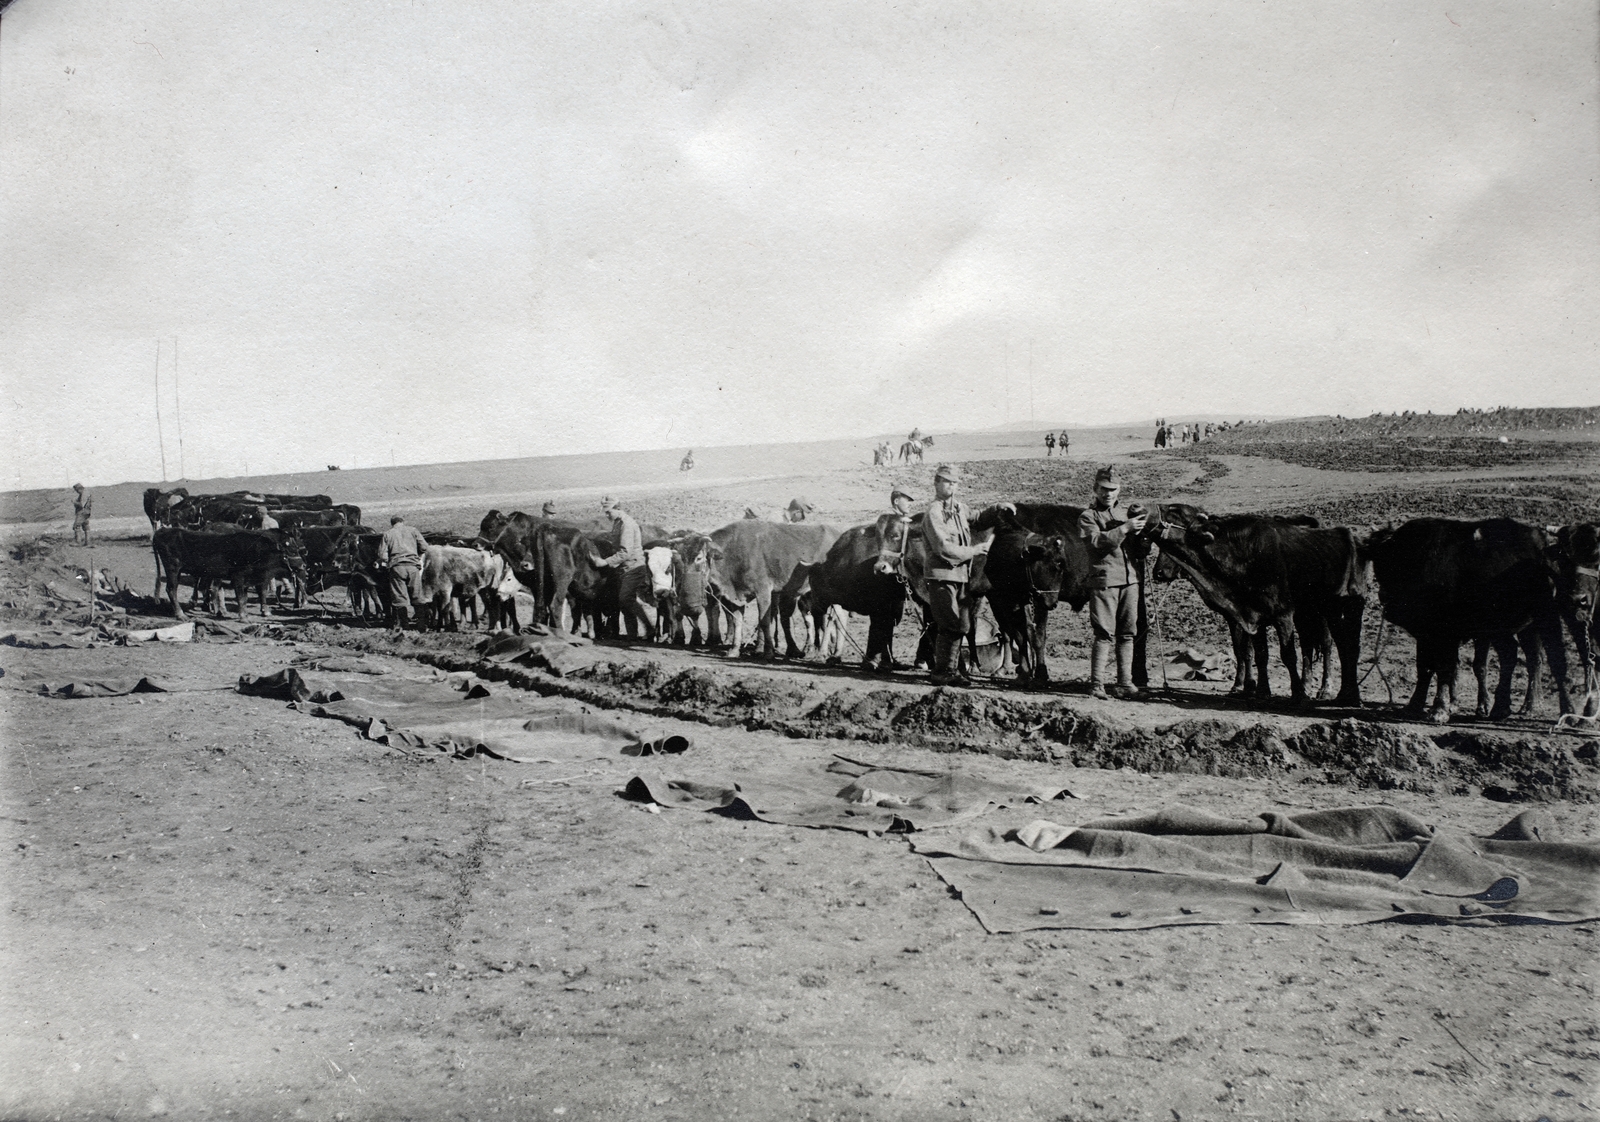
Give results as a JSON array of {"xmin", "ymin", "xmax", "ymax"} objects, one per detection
[{"xmin": 2, "ymin": 1, "xmax": 1596, "ymax": 489}]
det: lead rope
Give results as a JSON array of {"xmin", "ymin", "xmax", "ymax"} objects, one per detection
[{"xmin": 1357, "ymin": 612, "xmax": 1396, "ymax": 706}]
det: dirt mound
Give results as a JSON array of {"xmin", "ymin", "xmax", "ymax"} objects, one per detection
[
  {"xmin": 1284, "ymin": 719, "xmax": 1444, "ymax": 792},
  {"xmin": 807, "ymin": 688, "xmax": 906, "ymax": 727},
  {"xmin": 655, "ymin": 667, "xmax": 728, "ymax": 708},
  {"xmin": 1434, "ymin": 730, "xmax": 1600, "ymax": 803}
]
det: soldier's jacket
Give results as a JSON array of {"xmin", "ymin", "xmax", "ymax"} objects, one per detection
[
  {"xmin": 923, "ymin": 498, "xmax": 982, "ymax": 582},
  {"xmin": 1078, "ymin": 503, "xmax": 1140, "ymax": 589}
]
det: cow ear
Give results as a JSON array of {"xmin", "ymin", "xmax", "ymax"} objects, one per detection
[{"xmin": 1197, "ymin": 531, "xmax": 1216, "ymax": 544}]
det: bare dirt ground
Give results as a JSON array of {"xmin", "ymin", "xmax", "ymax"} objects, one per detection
[{"xmin": 4, "ymin": 418, "xmax": 1599, "ymax": 1122}]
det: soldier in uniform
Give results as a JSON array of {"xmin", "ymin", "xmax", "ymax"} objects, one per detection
[
  {"xmin": 922, "ymin": 463, "xmax": 991, "ymax": 687},
  {"xmin": 598, "ymin": 496, "xmax": 651, "ymax": 639},
  {"xmin": 1078, "ymin": 466, "xmax": 1148, "ymax": 699},
  {"xmin": 71, "ymin": 483, "xmax": 93, "ymax": 547},
  {"xmin": 377, "ymin": 514, "xmax": 430, "ymax": 628}
]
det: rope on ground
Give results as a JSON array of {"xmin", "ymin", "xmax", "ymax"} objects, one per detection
[{"xmin": 1358, "ymin": 614, "xmax": 1396, "ymax": 706}]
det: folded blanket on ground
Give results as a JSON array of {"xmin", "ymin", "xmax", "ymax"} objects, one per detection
[
  {"xmin": 623, "ymin": 760, "xmax": 1073, "ymax": 834},
  {"xmin": 37, "ymin": 677, "xmax": 170, "ymax": 698},
  {"xmin": 910, "ymin": 804, "xmax": 1600, "ymax": 930}
]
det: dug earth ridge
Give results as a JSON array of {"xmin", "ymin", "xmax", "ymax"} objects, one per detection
[{"xmin": 307, "ymin": 624, "xmax": 1600, "ymax": 804}]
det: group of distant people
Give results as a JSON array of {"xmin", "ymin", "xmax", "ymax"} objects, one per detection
[
  {"xmin": 1153, "ymin": 420, "xmax": 1215, "ymax": 448},
  {"xmin": 1043, "ymin": 430, "xmax": 1070, "ymax": 457}
]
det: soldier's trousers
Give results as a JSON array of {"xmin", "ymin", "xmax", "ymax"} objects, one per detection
[
  {"xmin": 1089, "ymin": 583, "xmax": 1139, "ymax": 641},
  {"xmin": 388, "ymin": 563, "xmax": 421, "ymax": 621}
]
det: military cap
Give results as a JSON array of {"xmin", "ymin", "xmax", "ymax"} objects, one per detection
[
  {"xmin": 1094, "ymin": 465, "xmax": 1120, "ymax": 485},
  {"xmin": 541, "ymin": 501, "xmax": 557, "ymax": 516},
  {"xmin": 787, "ymin": 497, "xmax": 814, "ymax": 514},
  {"xmin": 890, "ymin": 485, "xmax": 916, "ymax": 502},
  {"xmin": 933, "ymin": 463, "xmax": 960, "ymax": 483},
  {"xmin": 389, "ymin": 514, "xmax": 404, "ymax": 524}
]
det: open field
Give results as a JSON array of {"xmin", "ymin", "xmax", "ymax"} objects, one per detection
[{"xmin": 4, "ymin": 416, "xmax": 1599, "ymax": 1122}]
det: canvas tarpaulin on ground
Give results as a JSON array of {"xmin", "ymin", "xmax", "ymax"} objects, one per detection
[
  {"xmin": 623, "ymin": 756, "xmax": 1075, "ymax": 834},
  {"xmin": 909, "ymin": 804, "xmax": 1600, "ymax": 930},
  {"xmin": 249, "ymin": 666, "xmax": 647, "ymax": 762},
  {"xmin": 478, "ymin": 630, "xmax": 614, "ymax": 677}
]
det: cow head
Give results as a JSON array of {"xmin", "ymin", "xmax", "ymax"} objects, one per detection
[
  {"xmin": 873, "ymin": 512, "xmax": 915, "ymax": 576},
  {"xmin": 1022, "ymin": 534, "xmax": 1070, "ymax": 609},
  {"xmin": 1552, "ymin": 522, "xmax": 1600, "ymax": 623},
  {"xmin": 276, "ymin": 527, "xmax": 309, "ymax": 582},
  {"xmin": 645, "ymin": 545, "xmax": 677, "ymax": 601},
  {"xmin": 480, "ymin": 509, "xmax": 509, "ymax": 542}
]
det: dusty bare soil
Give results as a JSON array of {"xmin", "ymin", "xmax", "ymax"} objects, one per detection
[{"xmin": 4, "ymin": 420, "xmax": 1599, "ymax": 1122}]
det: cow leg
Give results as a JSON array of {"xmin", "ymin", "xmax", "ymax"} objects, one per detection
[
  {"xmin": 1250, "ymin": 629, "xmax": 1273, "ymax": 699},
  {"xmin": 779, "ymin": 591, "xmax": 807, "ymax": 660},
  {"xmin": 1228, "ymin": 622, "xmax": 1253, "ymax": 695},
  {"xmin": 756, "ymin": 591, "xmax": 780, "ymax": 659},
  {"xmin": 1330, "ymin": 600, "xmax": 1365, "ymax": 706},
  {"xmin": 1132, "ymin": 582, "xmax": 1149, "ymax": 689},
  {"xmin": 864, "ymin": 612, "xmax": 895, "ymax": 672},
  {"xmin": 1486, "ymin": 634, "xmax": 1518, "ymax": 720},
  {"xmin": 1404, "ymin": 637, "xmax": 1436, "ymax": 717},
  {"xmin": 1513, "ymin": 627, "xmax": 1540, "ymax": 716},
  {"xmin": 1538, "ymin": 615, "xmax": 1574, "ymax": 715},
  {"xmin": 1430, "ymin": 639, "xmax": 1460, "ymax": 724},
  {"xmin": 1471, "ymin": 638, "xmax": 1493, "ymax": 718},
  {"xmin": 1029, "ymin": 599, "xmax": 1053, "ymax": 684},
  {"xmin": 1276, "ymin": 616, "xmax": 1307, "ymax": 705},
  {"xmin": 166, "ymin": 566, "xmax": 186, "ymax": 620}
]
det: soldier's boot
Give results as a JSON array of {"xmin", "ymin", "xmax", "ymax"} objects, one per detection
[
  {"xmin": 1113, "ymin": 639, "xmax": 1144, "ymax": 700},
  {"xmin": 1089, "ymin": 639, "xmax": 1111, "ymax": 700},
  {"xmin": 929, "ymin": 634, "xmax": 955, "ymax": 687}
]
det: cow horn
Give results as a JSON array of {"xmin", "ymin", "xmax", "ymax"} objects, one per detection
[{"xmin": 1546, "ymin": 524, "xmax": 1563, "ymax": 536}]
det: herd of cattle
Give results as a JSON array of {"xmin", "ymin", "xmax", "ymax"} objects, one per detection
[{"xmin": 140, "ymin": 485, "xmax": 1600, "ymax": 725}]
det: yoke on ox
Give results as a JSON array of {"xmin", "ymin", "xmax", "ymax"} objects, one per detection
[
  {"xmin": 152, "ymin": 528, "xmax": 306, "ymax": 621},
  {"xmin": 1366, "ymin": 518, "xmax": 1597, "ymax": 723}
]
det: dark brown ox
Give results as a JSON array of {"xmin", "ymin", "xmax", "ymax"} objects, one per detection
[
  {"xmin": 152, "ymin": 528, "xmax": 307, "ymax": 621},
  {"xmin": 1151, "ymin": 507, "xmax": 1367, "ymax": 707},
  {"xmin": 967, "ymin": 510, "xmax": 1076, "ymax": 684},
  {"xmin": 787, "ymin": 514, "xmax": 913, "ymax": 672},
  {"xmin": 1366, "ymin": 518, "xmax": 1596, "ymax": 723},
  {"xmin": 1151, "ymin": 506, "xmax": 1338, "ymax": 700}
]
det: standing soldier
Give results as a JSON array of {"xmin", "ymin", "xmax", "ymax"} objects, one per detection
[
  {"xmin": 598, "ymin": 497, "xmax": 651, "ymax": 639},
  {"xmin": 1078, "ymin": 466, "xmax": 1148, "ymax": 700},
  {"xmin": 922, "ymin": 464, "xmax": 991, "ymax": 687},
  {"xmin": 1058, "ymin": 430, "xmax": 1070, "ymax": 456},
  {"xmin": 1044, "ymin": 431, "xmax": 1056, "ymax": 457},
  {"xmin": 70, "ymin": 483, "xmax": 93, "ymax": 547},
  {"xmin": 378, "ymin": 514, "xmax": 430, "ymax": 628}
]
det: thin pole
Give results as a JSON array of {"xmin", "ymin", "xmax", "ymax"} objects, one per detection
[
  {"xmin": 154, "ymin": 339, "xmax": 168, "ymax": 482},
  {"xmin": 1028, "ymin": 338, "xmax": 1035, "ymax": 423},
  {"xmin": 173, "ymin": 337, "xmax": 185, "ymax": 480}
]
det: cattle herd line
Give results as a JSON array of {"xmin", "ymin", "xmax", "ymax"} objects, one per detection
[{"xmin": 139, "ymin": 482, "xmax": 1600, "ymax": 727}]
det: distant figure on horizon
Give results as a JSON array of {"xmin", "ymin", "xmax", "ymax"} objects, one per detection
[
  {"xmin": 1058, "ymin": 430, "xmax": 1070, "ymax": 456},
  {"xmin": 71, "ymin": 483, "xmax": 93, "ymax": 547},
  {"xmin": 680, "ymin": 450, "xmax": 695, "ymax": 473},
  {"xmin": 1044, "ymin": 431, "xmax": 1056, "ymax": 457}
]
